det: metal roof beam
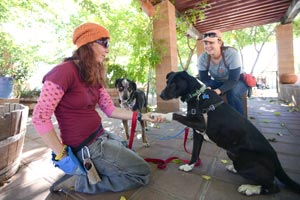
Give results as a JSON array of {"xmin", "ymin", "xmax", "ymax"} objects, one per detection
[{"xmin": 281, "ymin": 0, "xmax": 300, "ymax": 24}]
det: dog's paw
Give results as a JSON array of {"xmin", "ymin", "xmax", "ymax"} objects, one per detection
[
  {"xmin": 178, "ymin": 164, "xmax": 195, "ymax": 172},
  {"xmin": 238, "ymin": 184, "xmax": 261, "ymax": 196},
  {"xmin": 226, "ymin": 164, "xmax": 237, "ymax": 173}
]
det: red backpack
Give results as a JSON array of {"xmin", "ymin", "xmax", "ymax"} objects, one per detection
[{"xmin": 241, "ymin": 73, "xmax": 256, "ymax": 87}]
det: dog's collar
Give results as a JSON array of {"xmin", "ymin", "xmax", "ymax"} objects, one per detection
[{"xmin": 182, "ymin": 85, "xmax": 206, "ymax": 102}]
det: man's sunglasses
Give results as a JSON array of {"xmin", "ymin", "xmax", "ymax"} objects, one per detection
[
  {"xmin": 95, "ymin": 39, "xmax": 109, "ymax": 49},
  {"xmin": 202, "ymin": 32, "xmax": 218, "ymax": 39}
]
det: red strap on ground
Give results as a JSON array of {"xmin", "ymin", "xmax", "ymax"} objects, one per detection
[
  {"xmin": 144, "ymin": 128, "xmax": 201, "ymax": 169},
  {"xmin": 128, "ymin": 115, "xmax": 201, "ymax": 169},
  {"xmin": 144, "ymin": 157, "xmax": 190, "ymax": 169}
]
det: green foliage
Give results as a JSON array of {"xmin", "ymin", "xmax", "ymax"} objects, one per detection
[
  {"xmin": 0, "ymin": 0, "xmax": 70, "ymax": 97},
  {"xmin": 20, "ymin": 88, "xmax": 41, "ymax": 98},
  {"xmin": 223, "ymin": 24, "xmax": 276, "ymax": 74},
  {"xmin": 292, "ymin": 14, "xmax": 300, "ymax": 37},
  {"xmin": 175, "ymin": 0, "xmax": 208, "ymax": 71},
  {"xmin": 0, "ymin": 31, "xmax": 38, "ymax": 97},
  {"xmin": 174, "ymin": 0, "xmax": 208, "ymax": 29},
  {"xmin": 1, "ymin": 0, "xmax": 165, "ymax": 100},
  {"xmin": 182, "ymin": 1, "xmax": 208, "ymax": 25},
  {"xmin": 74, "ymin": 0, "xmax": 162, "ymax": 85},
  {"xmin": 106, "ymin": 64, "xmax": 128, "ymax": 87},
  {"xmin": 223, "ymin": 24, "xmax": 276, "ymax": 50}
]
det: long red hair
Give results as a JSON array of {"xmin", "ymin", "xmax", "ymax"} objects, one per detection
[{"xmin": 64, "ymin": 43, "xmax": 107, "ymax": 87}]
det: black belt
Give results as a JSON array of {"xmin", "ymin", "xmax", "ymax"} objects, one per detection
[{"xmin": 72, "ymin": 124, "xmax": 103, "ymax": 153}]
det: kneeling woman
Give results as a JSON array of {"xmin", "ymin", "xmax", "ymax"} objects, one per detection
[{"xmin": 32, "ymin": 22, "xmax": 164, "ymax": 194}]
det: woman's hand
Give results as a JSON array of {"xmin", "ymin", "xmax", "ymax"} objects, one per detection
[
  {"xmin": 214, "ymin": 88, "xmax": 222, "ymax": 95},
  {"xmin": 206, "ymin": 87, "xmax": 221, "ymax": 95},
  {"xmin": 142, "ymin": 112, "xmax": 166, "ymax": 123}
]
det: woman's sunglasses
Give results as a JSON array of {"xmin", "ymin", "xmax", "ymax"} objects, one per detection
[
  {"xmin": 202, "ymin": 32, "xmax": 218, "ymax": 39},
  {"xmin": 95, "ymin": 39, "xmax": 109, "ymax": 49}
]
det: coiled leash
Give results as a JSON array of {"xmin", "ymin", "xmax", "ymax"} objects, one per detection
[{"xmin": 129, "ymin": 112, "xmax": 201, "ymax": 169}]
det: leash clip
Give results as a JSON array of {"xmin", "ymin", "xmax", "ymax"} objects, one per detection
[
  {"xmin": 191, "ymin": 109, "xmax": 197, "ymax": 115},
  {"xmin": 208, "ymin": 104, "xmax": 215, "ymax": 111},
  {"xmin": 197, "ymin": 93, "xmax": 201, "ymax": 100},
  {"xmin": 81, "ymin": 146, "xmax": 91, "ymax": 160},
  {"xmin": 82, "ymin": 146, "xmax": 102, "ymax": 184}
]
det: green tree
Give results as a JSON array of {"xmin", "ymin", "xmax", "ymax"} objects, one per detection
[
  {"xmin": 223, "ymin": 23, "xmax": 277, "ymax": 75},
  {"xmin": 75, "ymin": 0, "xmax": 162, "ymax": 86},
  {"xmin": 175, "ymin": 1, "xmax": 208, "ymax": 72},
  {"xmin": 1, "ymin": 0, "xmax": 163, "ymax": 98},
  {"xmin": 0, "ymin": 0, "xmax": 44, "ymax": 96},
  {"xmin": 292, "ymin": 14, "xmax": 300, "ymax": 37},
  {"xmin": 293, "ymin": 14, "xmax": 300, "ymax": 73}
]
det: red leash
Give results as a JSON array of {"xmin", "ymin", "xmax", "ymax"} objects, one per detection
[
  {"xmin": 128, "ymin": 112, "xmax": 138, "ymax": 149},
  {"xmin": 129, "ymin": 113, "xmax": 201, "ymax": 169}
]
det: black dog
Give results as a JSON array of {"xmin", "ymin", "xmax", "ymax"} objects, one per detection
[
  {"xmin": 159, "ymin": 71, "xmax": 300, "ymax": 195},
  {"xmin": 115, "ymin": 78, "xmax": 149, "ymax": 147}
]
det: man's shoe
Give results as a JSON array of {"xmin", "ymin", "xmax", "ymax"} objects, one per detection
[{"xmin": 50, "ymin": 174, "xmax": 76, "ymax": 192}]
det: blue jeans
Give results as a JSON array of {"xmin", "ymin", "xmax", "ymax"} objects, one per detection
[
  {"xmin": 74, "ymin": 131, "xmax": 150, "ymax": 193},
  {"xmin": 207, "ymin": 79, "xmax": 248, "ymax": 115}
]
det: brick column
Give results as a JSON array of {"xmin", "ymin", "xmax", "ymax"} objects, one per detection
[
  {"xmin": 275, "ymin": 23, "xmax": 295, "ymax": 76},
  {"xmin": 153, "ymin": 1, "xmax": 179, "ymax": 112},
  {"xmin": 276, "ymin": 23, "xmax": 299, "ymax": 106}
]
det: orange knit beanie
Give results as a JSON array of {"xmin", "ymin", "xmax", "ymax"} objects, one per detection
[{"xmin": 72, "ymin": 22, "xmax": 110, "ymax": 48}]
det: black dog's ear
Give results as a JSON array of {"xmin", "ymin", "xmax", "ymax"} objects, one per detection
[
  {"xmin": 179, "ymin": 71, "xmax": 189, "ymax": 79},
  {"xmin": 129, "ymin": 81, "xmax": 137, "ymax": 91},
  {"xmin": 166, "ymin": 71, "xmax": 175, "ymax": 79},
  {"xmin": 182, "ymin": 71, "xmax": 189, "ymax": 76},
  {"xmin": 115, "ymin": 78, "xmax": 122, "ymax": 88}
]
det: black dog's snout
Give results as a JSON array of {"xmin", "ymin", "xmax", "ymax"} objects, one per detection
[
  {"xmin": 159, "ymin": 89, "xmax": 166, "ymax": 100},
  {"xmin": 159, "ymin": 93, "xmax": 166, "ymax": 100},
  {"xmin": 122, "ymin": 91, "xmax": 129, "ymax": 100}
]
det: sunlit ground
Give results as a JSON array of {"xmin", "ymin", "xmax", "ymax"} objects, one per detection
[{"xmin": 252, "ymin": 88, "xmax": 278, "ymax": 98}]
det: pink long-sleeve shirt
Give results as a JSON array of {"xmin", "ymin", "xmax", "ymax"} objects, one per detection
[{"xmin": 32, "ymin": 61, "xmax": 116, "ymax": 147}]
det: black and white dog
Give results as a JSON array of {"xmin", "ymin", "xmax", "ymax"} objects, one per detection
[
  {"xmin": 158, "ymin": 71, "xmax": 300, "ymax": 195},
  {"xmin": 115, "ymin": 78, "xmax": 149, "ymax": 147}
]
